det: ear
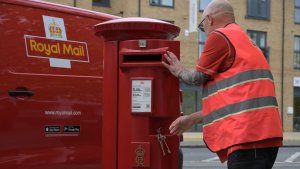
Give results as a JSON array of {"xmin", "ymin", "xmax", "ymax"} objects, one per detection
[{"xmin": 207, "ymin": 15, "xmax": 213, "ymax": 26}]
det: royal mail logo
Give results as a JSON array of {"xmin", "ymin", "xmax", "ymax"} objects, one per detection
[
  {"xmin": 43, "ymin": 16, "xmax": 67, "ymax": 40},
  {"xmin": 25, "ymin": 35, "xmax": 88, "ymax": 62},
  {"xmin": 23, "ymin": 16, "xmax": 89, "ymax": 68},
  {"xmin": 49, "ymin": 19, "xmax": 63, "ymax": 38}
]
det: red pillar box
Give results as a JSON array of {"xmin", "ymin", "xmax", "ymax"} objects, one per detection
[{"xmin": 95, "ymin": 17, "xmax": 181, "ymax": 169}]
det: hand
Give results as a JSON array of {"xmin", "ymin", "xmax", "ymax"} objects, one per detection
[
  {"xmin": 169, "ymin": 115, "xmax": 194, "ymax": 136},
  {"xmin": 162, "ymin": 51, "xmax": 184, "ymax": 77}
]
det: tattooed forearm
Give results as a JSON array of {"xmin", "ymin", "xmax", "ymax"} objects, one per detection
[{"xmin": 178, "ymin": 69, "xmax": 209, "ymax": 85}]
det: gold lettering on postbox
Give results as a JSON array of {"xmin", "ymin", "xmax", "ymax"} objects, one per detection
[{"xmin": 135, "ymin": 145, "xmax": 145, "ymax": 167}]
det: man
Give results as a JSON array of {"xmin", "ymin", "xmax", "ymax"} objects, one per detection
[{"xmin": 162, "ymin": 0, "xmax": 283, "ymax": 168}]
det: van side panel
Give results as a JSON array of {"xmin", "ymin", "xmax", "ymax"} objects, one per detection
[{"xmin": 0, "ymin": 1, "xmax": 116, "ymax": 169}]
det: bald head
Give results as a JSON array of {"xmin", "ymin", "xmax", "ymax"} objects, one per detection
[{"xmin": 204, "ymin": 0, "xmax": 235, "ymax": 24}]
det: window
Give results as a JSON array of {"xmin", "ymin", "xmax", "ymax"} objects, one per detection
[
  {"xmin": 247, "ymin": 30, "xmax": 269, "ymax": 62},
  {"xmin": 198, "ymin": 31, "xmax": 207, "ymax": 58},
  {"xmin": 295, "ymin": 36, "xmax": 300, "ymax": 69},
  {"xmin": 180, "ymin": 83, "xmax": 203, "ymax": 132},
  {"xmin": 296, "ymin": 0, "xmax": 300, "ymax": 23},
  {"xmin": 199, "ymin": 0, "xmax": 211, "ymax": 11},
  {"xmin": 294, "ymin": 87, "xmax": 300, "ymax": 131},
  {"xmin": 150, "ymin": 0, "xmax": 174, "ymax": 8},
  {"xmin": 247, "ymin": 0, "xmax": 270, "ymax": 19},
  {"xmin": 93, "ymin": 0, "xmax": 110, "ymax": 7}
]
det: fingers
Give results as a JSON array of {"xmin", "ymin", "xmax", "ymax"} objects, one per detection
[
  {"xmin": 169, "ymin": 119, "xmax": 177, "ymax": 131},
  {"xmin": 169, "ymin": 117, "xmax": 184, "ymax": 136},
  {"xmin": 170, "ymin": 124, "xmax": 181, "ymax": 135},
  {"xmin": 162, "ymin": 53, "xmax": 173, "ymax": 71},
  {"xmin": 162, "ymin": 61, "xmax": 170, "ymax": 69},
  {"xmin": 163, "ymin": 51, "xmax": 180, "ymax": 75},
  {"xmin": 170, "ymin": 127, "xmax": 182, "ymax": 136},
  {"xmin": 166, "ymin": 51, "xmax": 175, "ymax": 58},
  {"xmin": 163, "ymin": 51, "xmax": 184, "ymax": 78},
  {"xmin": 164, "ymin": 51, "xmax": 178, "ymax": 65},
  {"xmin": 165, "ymin": 52, "xmax": 171, "ymax": 62},
  {"xmin": 163, "ymin": 53, "xmax": 172, "ymax": 65},
  {"xmin": 167, "ymin": 51, "xmax": 179, "ymax": 62}
]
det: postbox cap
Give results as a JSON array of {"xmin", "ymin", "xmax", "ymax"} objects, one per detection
[{"xmin": 94, "ymin": 17, "xmax": 180, "ymax": 41}]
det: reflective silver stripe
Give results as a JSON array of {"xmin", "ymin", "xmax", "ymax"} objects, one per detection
[
  {"xmin": 202, "ymin": 69, "xmax": 274, "ymax": 99},
  {"xmin": 203, "ymin": 96, "xmax": 278, "ymax": 127}
]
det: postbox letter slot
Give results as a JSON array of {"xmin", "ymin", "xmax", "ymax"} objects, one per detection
[{"xmin": 123, "ymin": 55, "xmax": 161, "ymax": 63}]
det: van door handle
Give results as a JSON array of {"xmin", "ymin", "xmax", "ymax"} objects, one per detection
[{"xmin": 8, "ymin": 90, "xmax": 34, "ymax": 97}]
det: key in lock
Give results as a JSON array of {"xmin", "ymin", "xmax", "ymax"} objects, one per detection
[{"xmin": 156, "ymin": 128, "xmax": 171, "ymax": 156}]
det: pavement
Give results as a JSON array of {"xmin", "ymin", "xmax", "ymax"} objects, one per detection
[{"xmin": 180, "ymin": 132, "xmax": 300, "ymax": 148}]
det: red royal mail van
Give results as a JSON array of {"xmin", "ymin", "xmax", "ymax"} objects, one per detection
[{"xmin": 0, "ymin": 0, "xmax": 119, "ymax": 169}]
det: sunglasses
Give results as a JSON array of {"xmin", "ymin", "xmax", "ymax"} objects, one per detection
[{"xmin": 198, "ymin": 16, "xmax": 207, "ymax": 32}]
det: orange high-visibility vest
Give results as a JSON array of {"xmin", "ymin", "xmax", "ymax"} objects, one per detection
[{"xmin": 202, "ymin": 24, "xmax": 283, "ymax": 152}]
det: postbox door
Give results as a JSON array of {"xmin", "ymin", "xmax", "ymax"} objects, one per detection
[{"xmin": 117, "ymin": 39, "xmax": 180, "ymax": 169}]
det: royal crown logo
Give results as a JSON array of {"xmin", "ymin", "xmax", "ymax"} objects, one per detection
[
  {"xmin": 135, "ymin": 145, "xmax": 145, "ymax": 166},
  {"xmin": 48, "ymin": 19, "xmax": 62, "ymax": 38}
]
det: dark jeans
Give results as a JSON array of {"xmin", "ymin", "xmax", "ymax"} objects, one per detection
[{"xmin": 227, "ymin": 147, "xmax": 279, "ymax": 169}]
